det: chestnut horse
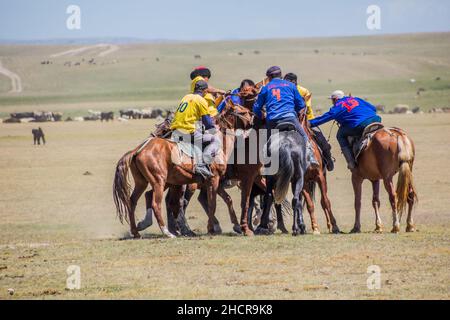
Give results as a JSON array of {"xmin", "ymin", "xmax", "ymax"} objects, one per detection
[
  {"xmin": 300, "ymin": 112, "xmax": 340, "ymax": 234},
  {"xmin": 349, "ymin": 127, "xmax": 417, "ymax": 233},
  {"xmin": 113, "ymin": 102, "xmax": 253, "ymax": 238}
]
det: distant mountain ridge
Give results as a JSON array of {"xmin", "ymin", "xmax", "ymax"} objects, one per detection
[{"xmin": 0, "ymin": 37, "xmax": 183, "ymax": 45}]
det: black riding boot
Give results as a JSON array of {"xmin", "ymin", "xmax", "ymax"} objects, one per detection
[{"xmin": 313, "ymin": 129, "xmax": 334, "ymax": 171}]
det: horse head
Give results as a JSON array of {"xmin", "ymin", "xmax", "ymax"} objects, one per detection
[{"xmin": 217, "ymin": 97, "xmax": 254, "ymax": 131}]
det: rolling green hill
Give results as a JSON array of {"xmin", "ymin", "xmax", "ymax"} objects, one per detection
[{"xmin": 0, "ymin": 32, "xmax": 449, "ymax": 117}]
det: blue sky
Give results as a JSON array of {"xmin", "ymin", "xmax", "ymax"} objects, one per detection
[{"xmin": 0, "ymin": 0, "xmax": 449, "ymax": 41}]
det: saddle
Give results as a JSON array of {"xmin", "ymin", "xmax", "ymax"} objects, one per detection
[
  {"xmin": 347, "ymin": 122, "xmax": 386, "ymax": 160},
  {"xmin": 275, "ymin": 122, "xmax": 297, "ymax": 132},
  {"xmin": 170, "ymin": 132, "xmax": 203, "ymax": 161}
]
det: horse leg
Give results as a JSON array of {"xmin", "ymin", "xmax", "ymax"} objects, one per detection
[
  {"xmin": 255, "ymin": 176, "xmax": 274, "ymax": 235},
  {"xmin": 372, "ymin": 180, "xmax": 383, "ymax": 233},
  {"xmin": 218, "ymin": 185, "xmax": 241, "ymax": 234},
  {"xmin": 198, "ymin": 187, "xmax": 222, "ymax": 234},
  {"xmin": 152, "ymin": 182, "xmax": 176, "ymax": 238},
  {"xmin": 247, "ymin": 192, "xmax": 256, "ymax": 232},
  {"xmin": 137, "ymin": 190, "xmax": 154, "ymax": 232},
  {"xmin": 302, "ymin": 189, "xmax": 320, "ymax": 235},
  {"xmin": 383, "ymin": 177, "xmax": 400, "ymax": 233},
  {"xmin": 129, "ymin": 180, "xmax": 147, "ymax": 239},
  {"xmin": 275, "ymin": 203, "xmax": 289, "ymax": 234},
  {"xmin": 165, "ymin": 190, "xmax": 178, "ymax": 235},
  {"xmin": 165, "ymin": 185, "xmax": 194, "ymax": 236},
  {"xmin": 240, "ymin": 175, "xmax": 256, "ymax": 236},
  {"xmin": 318, "ymin": 174, "xmax": 340, "ymax": 234},
  {"xmin": 350, "ymin": 173, "xmax": 364, "ymax": 233},
  {"xmin": 166, "ymin": 185, "xmax": 187, "ymax": 236},
  {"xmin": 406, "ymin": 187, "xmax": 416, "ymax": 232},
  {"xmin": 292, "ymin": 179, "xmax": 306, "ymax": 236},
  {"xmin": 205, "ymin": 176, "xmax": 221, "ymax": 235}
]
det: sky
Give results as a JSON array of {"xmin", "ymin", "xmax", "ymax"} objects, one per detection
[{"xmin": 0, "ymin": 0, "xmax": 449, "ymax": 41}]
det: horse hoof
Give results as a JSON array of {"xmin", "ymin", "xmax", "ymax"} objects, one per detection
[
  {"xmin": 332, "ymin": 226, "xmax": 341, "ymax": 234},
  {"xmin": 244, "ymin": 229, "xmax": 254, "ymax": 237},
  {"xmin": 132, "ymin": 233, "xmax": 141, "ymax": 239},
  {"xmin": 312, "ymin": 229, "xmax": 321, "ymax": 235},
  {"xmin": 292, "ymin": 231, "xmax": 299, "ymax": 237},
  {"xmin": 374, "ymin": 228, "xmax": 383, "ymax": 234},
  {"xmin": 278, "ymin": 227, "xmax": 289, "ymax": 234},
  {"xmin": 233, "ymin": 224, "xmax": 243, "ymax": 234},
  {"xmin": 391, "ymin": 226, "xmax": 400, "ymax": 234},
  {"xmin": 181, "ymin": 230, "xmax": 197, "ymax": 237},
  {"xmin": 406, "ymin": 225, "xmax": 416, "ymax": 233},
  {"xmin": 213, "ymin": 224, "xmax": 223, "ymax": 235},
  {"xmin": 254, "ymin": 227, "xmax": 271, "ymax": 236},
  {"xmin": 350, "ymin": 228, "xmax": 361, "ymax": 234}
]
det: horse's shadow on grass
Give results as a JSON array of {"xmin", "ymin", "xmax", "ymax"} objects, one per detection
[
  {"xmin": 118, "ymin": 231, "xmax": 254, "ymax": 241},
  {"xmin": 117, "ymin": 230, "xmax": 367, "ymax": 241}
]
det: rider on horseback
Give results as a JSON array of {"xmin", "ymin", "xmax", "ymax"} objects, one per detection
[
  {"xmin": 309, "ymin": 90, "xmax": 382, "ymax": 170},
  {"xmin": 190, "ymin": 66, "xmax": 226, "ymax": 117},
  {"xmin": 170, "ymin": 80, "xmax": 220, "ymax": 179},
  {"xmin": 283, "ymin": 72, "xmax": 335, "ymax": 171},
  {"xmin": 253, "ymin": 66, "xmax": 318, "ymax": 166},
  {"xmin": 217, "ymin": 79, "xmax": 256, "ymax": 113}
]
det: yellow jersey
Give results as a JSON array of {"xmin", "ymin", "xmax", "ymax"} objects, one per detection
[
  {"xmin": 171, "ymin": 94, "xmax": 209, "ymax": 134},
  {"xmin": 191, "ymin": 76, "xmax": 218, "ymax": 117},
  {"xmin": 297, "ymin": 85, "xmax": 315, "ymax": 120}
]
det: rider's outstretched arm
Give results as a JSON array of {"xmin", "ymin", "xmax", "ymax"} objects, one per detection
[
  {"xmin": 253, "ymin": 86, "xmax": 267, "ymax": 119},
  {"xmin": 202, "ymin": 115, "xmax": 215, "ymax": 130}
]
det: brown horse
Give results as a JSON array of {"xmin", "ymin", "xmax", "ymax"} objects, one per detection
[
  {"xmin": 300, "ymin": 112, "xmax": 340, "ymax": 234},
  {"xmin": 167, "ymin": 92, "xmax": 264, "ymax": 237},
  {"xmin": 113, "ymin": 101, "xmax": 253, "ymax": 238},
  {"xmin": 349, "ymin": 126, "xmax": 417, "ymax": 233}
]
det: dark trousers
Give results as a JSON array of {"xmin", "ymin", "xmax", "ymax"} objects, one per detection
[
  {"xmin": 336, "ymin": 115, "xmax": 382, "ymax": 149},
  {"xmin": 266, "ymin": 117, "xmax": 308, "ymax": 142}
]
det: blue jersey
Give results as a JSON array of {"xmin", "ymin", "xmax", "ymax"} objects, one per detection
[
  {"xmin": 217, "ymin": 88, "xmax": 241, "ymax": 113},
  {"xmin": 310, "ymin": 96, "xmax": 378, "ymax": 128},
  {"xmin": 254, "ymin": 78, "xmax": 305, "ymax": 122}
]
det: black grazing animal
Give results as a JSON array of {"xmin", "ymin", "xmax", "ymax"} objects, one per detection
[
  {"xmin": 101, "ymin": 111, "xmax": 114, "ymax": 122},
  {"xmin": 32, "ymin": 127, "xmax": 46, "ymax": 145}
]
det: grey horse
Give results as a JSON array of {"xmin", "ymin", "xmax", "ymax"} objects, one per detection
[{"xmin": 256, "ymin": 127, "xmax": 310, "ymax": 236}]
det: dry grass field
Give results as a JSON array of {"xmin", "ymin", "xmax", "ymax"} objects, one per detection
[{"xmin": 0, "ymin": 114, "xmax": 449, "ymax": 299}]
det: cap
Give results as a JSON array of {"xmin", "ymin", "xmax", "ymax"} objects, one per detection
[
  {"xmin": 194, "ymin": 80, "xmax": 209, "ymax": 92},
  {"xmin": 266, "ymin": 66, "xmax": 282, "ymax": 78},
  {"xmin": 329, "ymin": 90, "xmax": 345, "ymax": 100}
]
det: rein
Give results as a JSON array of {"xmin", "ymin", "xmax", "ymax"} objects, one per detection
[{"xmin": 327, "ymin": 121, "xmax": 337, "ymax": 142}]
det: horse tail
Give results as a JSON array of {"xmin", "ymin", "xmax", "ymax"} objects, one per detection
[
  {"xmin": 396, "ymin": 134, "xmax": 417, "ymax": 217},
  {"xmin": 274, "ymin": 143, "xmax": 294, "ymax": 204},
  {"xmin": 113, "ymin": 151, "xmax": 134, "ymax": 224}
]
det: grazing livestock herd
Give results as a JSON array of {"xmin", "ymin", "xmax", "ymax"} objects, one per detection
[{"xmin": 1, "ymin": 108, "xmax": 168, "ymax": 124}]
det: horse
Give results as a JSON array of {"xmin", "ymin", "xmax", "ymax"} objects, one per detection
[
  {"xmin": 101, "ymin": 111, "xmax": 114, "ymax": 122},
  {"xmin": 348, "ymin": 125, "xmax": 417, "ymax": 233},
  {"xmin": 272, "ymin": 111, "xmax": 340, "ymax": 234},
  {"xmin": 113, "ymin": 101, "xmax": 253, "ymax": 238},
  {"xmin": 300, "ymin": 112, "xmax": 340, "ymax": 234},
  {"xmin": 120, "ymin": 109, "xmax": 142, "ymax": 119},
  {"xmin": 258, "ymin": 124, "xmax": 310, "ymax": 235},
  {"xmin": 32, "ymin": 127, "xmax": 46, "ymax": 145}
]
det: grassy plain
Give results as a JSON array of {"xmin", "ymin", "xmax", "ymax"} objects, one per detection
[
  {"xmin": 1, "ymin": 32, "xmax": 450, "ymax": 118},
  {"xmin": 0, "ymin": 114, "xmax": 449, "ymax": 299}
]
